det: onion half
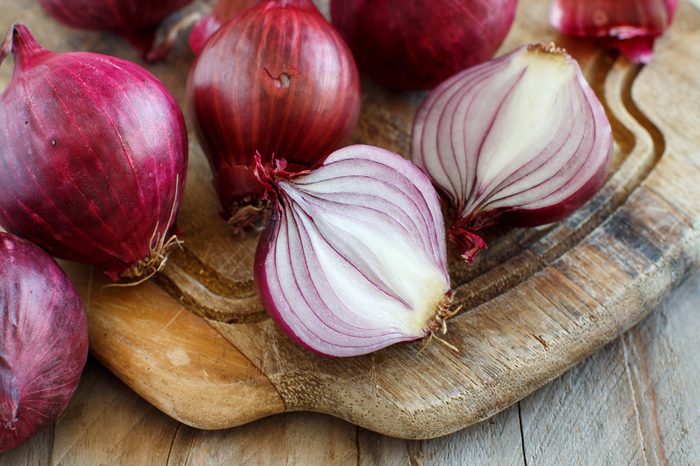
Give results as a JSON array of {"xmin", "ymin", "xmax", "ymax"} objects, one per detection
[
  {"xmin": 254, "ymin": 145, "xmax": 452, "ymax": 357},
  {"xmin": 412, "ymin": 44, "xmax": 613, "ymax": 262}
]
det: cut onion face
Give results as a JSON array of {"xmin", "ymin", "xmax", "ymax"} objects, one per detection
[
  {"xmin": 254, "ymin": 145, "xmax": 452, "ymax": 357},
  {"xmin": 550, "ymin": 0, "xmax": 678, "ymax": 64},
  {"xmin": 412, "ymin": 44, "xmax": 613, "ymax": 263}
]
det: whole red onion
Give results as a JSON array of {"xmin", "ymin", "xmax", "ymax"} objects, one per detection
[
  {"xmin": 330, "ymin": 0, "xmax": 518, "ymax": 90},
  {"xmin": 188, "ymin": 0, "xmax": 360, "ymax": 229},
  {"xmin": 412, "ymin": 44, "xmax": 613, "ymax": 263},
  {"xmin": 550, "ymin": 0, "xmax": 678, "ymax": 64},
  {"xmin": 0, "ymin": 232, "xmax": 88, "ymax": 452},
  {"xmin": 254, "ymin": 146, "xmax": 452, "ymax": 357},
  {"xmin": 37, "ymin": 0, "xmax": 193, "ymax": 60},
  {"xmin": 0, "ymin": 24, "xmax": 188, "ymax": 282},
  {"xmin": 189, "ymin": 0, "xmax": 260, "ymax": 55}
]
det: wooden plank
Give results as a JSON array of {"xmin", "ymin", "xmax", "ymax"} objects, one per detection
[
  {"xmin": 51, "ymin": 359, "xmax": 180, "ymax": 466},
  {"xmin": 166, "ymin": 413, "xmax": 356, "ymax": 466},
  {"xmin": 519, "ymin": 274, "xmax": 700, "ymax": 465},
  {"xmin": 0, "ymin": 425, "xmax": 53, "ymax": 466},
  {"xmin": 1, "ymin": 272, "xmax": 697, "ymax": 463},
  {"xmin": 62, "ymin": 263, "xmax": 286, "ymax": 431},
  {"xmin": 357, "ymin": 406, "xmax": 524, "ymax": 466}
]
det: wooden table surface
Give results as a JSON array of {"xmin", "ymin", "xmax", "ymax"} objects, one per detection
[{"xmin": 1, "ymin": 270, "xmax": 697, "ymax": 465}]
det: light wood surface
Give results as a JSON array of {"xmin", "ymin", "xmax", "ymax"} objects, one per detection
[
  {"xmin": 2, "ymin": 272, "xmax": 697, "ymax": 465},
  {"xmin": 1, "ymin": 0, "xmax": 699, "ymax": 441}
]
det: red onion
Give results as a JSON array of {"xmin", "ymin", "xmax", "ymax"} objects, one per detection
[
  {"xmin": 330, "ymin": 0, "xmax": 518, "ymax": 90},
  {"xmin": 188, "ymin": 0, "xmax": 360, "ymax": 229},
  {"xmin": 0, "ymin": 24, "xmax": 188, "ymax": 282},
  {"xmin": 37, "ymin": 0, "xmax": 193, "ymax": 60},
  {"xmin": 550, "ymin": 0, "xmax": 678, "ymax": 64},
  {"xmin": 0, "ymin": 233, "xmax": 88, "ymax": 452},
  {"xmin": 189, "ymin": 0, "xmax": 260, "ymax": 55},
  {"xmin": 412, "ymin": 43, "xmax": 613, "ymax": 263},
  {"xmin": 254, "ymin": 145, "xmax": 452, "ymax": 357}
]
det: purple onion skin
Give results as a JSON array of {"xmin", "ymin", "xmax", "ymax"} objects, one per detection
[
  {"xmin": 38, "ymin": 0, "xmax": 192, "ymax": 59},
  {"xmin": 188, "ymin": 0, "xmax": 360, "ymax": 221},
  {"xmin": 0, "ymin": 25, "xmax": 188, "ymax": 280},
  {"xmin": 254, "ymin": 218, "xmax": 326, "ymax": 356},
  {"xmin": 0, "ymin": 233, "xmax": 88, "ymax": 452},
  {"xmin": 331, "ymin": 0, "xmax": 518, "ymax": 90},
  {"xmin": 499, "ymin": 159, "xmax": 611, "ymax": 228}
]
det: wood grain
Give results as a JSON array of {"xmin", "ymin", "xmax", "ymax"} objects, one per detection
[
  {"xmin": 520, "ymin": 275, "xmax": 700, "ymax": 466},
  {"xmin": 1, "ymin": 0, "xmax": 699, "ymax": 441},
  {"xmin": 61, "ymin": 262, "xmax": 285, "ymax": 430}
]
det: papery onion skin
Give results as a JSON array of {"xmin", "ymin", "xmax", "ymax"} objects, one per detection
[
  {"xmin": 550, "ymin": 0, "xmax": 678, "ymax": 64},
  {"xmin": 0, "ymin": 233, "xmax": 88, "ymax": 452},
  {"xmin": 0, "ymin": 24, "xmax": 188, "ymax": 281},
  {"xmin": 188, "ymin": 0, "xmax": 360, "ymax": 227},
  {"xmin": 189, "ymin": 0, "xmax": 260, "ymax": 55},
  {"xmin": 254, "ymin": 145, "xmax": 452, "ymax": 357},
  {"xmin": 412, "ymin": 44, "xmax": 613, "ymax": 262},
  {"xmin": 38, "ymin": 0, "xmax": 192, "ymax": 60},
  {"xmin": 330, "ymin": 0, "xmax": 518, "ymax": 90}
]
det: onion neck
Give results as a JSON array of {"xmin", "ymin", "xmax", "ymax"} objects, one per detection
[{"xmin": 2, "ymin": 24, "xmax": 50, "ymax": 72}]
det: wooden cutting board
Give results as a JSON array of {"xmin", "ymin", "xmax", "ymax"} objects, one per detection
[{"xmin": 3, "ymin": 0, "xmax": 699, "ymax": 440}]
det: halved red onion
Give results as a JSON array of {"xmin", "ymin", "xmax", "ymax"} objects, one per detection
[
  {"xmin": 254, "ymin": 145, "xmax": 452, "ymax": 357},
  {"xmin": 0, "ymin": 233, "xmax": 88, "ymax": 452},
  {"xmin": 550, "ymin": 0, "xmax": 678, "ymax": 64},
  {"xmin": 412, "ymin": 43, "xmax": 613, "ymax": 263}
]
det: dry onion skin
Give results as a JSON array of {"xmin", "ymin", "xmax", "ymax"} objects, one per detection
[
  {"xmin": 412, "ymin": 43, "xmax": 613, "ymax": 262},
  {"xmin": 0, "ymin": 233, "xmax": 88, "ymax": 452},
  {"xmin": 254, "ymin": 145, "xmax": 453, "ymax": 357}
]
